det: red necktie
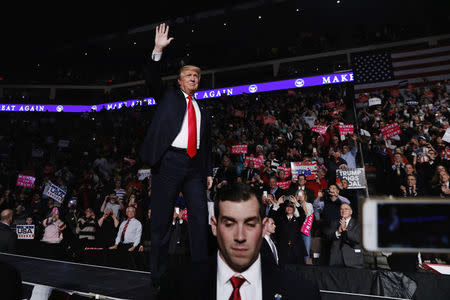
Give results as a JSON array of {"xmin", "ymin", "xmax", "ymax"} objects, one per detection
[
  {"xmin": 187, "ymin": 95, "xmax": 197, "ymax": 158},
  {"xmin": 121, "ymin": 219, "xmax": 130, "ymax": 242},
  {"xmin": 229, "ymin": 276, "xmax": 246, "ymax": 300}
]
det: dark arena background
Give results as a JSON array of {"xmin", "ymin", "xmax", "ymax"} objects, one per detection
[{"xmin": 0, "ymin": 1, "xmax": 450, "ymax": 299}]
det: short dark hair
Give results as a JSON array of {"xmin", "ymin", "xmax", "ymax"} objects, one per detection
[{"xmin": 214, "ymin": 183, "xmax": 264, "ymax": 220}]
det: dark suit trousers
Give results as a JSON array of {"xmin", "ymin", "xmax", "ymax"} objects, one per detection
[{"xmin": 150, "ymin": 150, "xmax": 208, "ymax": 278}]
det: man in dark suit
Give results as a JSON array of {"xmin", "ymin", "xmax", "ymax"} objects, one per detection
[
  {"xmin": 160, "ymin": 183, "xmax": 320, "ymax": 299},
  {"xmin": 288, "ymin": 174, "xmax": 315, "ymax": 201},
  {"xmin": 261, "ymin": 217, "xmax": 279, "ymax": 266},
  {"xmin": 0, "ymin": 261, "xmax": 22, "ymax": 300},
  {"xmin": 326, "ymin": 203, "xmax": 364, "ymax": 268},
  {"xmin": 140, "ymin": 24, "xmax": 213, "ymax": 281},
  {"xmin": 0, "ymin": 209, "xmax": 17, "ymax": 253}
]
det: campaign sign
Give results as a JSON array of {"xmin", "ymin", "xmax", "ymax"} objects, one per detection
[
  {"xmin": 277, "ymin": 181, "xmax": 291, "ymax": 190},
  {"xmin": 137, "ymin": 169, "xmax": 151, "ymax": 180},
  {"xmin": 338, "ymin": 124, "xmax": 354, "ymax": 136},
  {"xmin": 291, "ymin": 161, "xmax": 318, "ymax": 181},
  {"xmin": 263, "ymin": 116, "xmax": 276, "ymax": 125},
  {"xmin": 43, "ymin": 181, "xmax": 66, "ymax": 203},
  {"xmin": 276, "ymin": 166, "xmax": 291, "ymax": 178},
  {"xmin": 369, "ymin": 97, "xmax": 382, "ymax": 106},
  {"xmin": 16, "ymin": 174, "xmax": 35, "ymax": 188},
  {"xmin": 311, "ymin": 125, "xmax": 328, "ymax": 135},
  {"xmin": 406, "ymin": 100, "xmax": 419, "ymax": 106},
  {"xmin": 336, "ymin": 168, "xmax": 367, "ymax": 189},
  {"xmin": 381, "ymin": 123, "xmax": 402, "ymax": 139},
  {"xmin": 16, "ymin": 225, "xmax": 35, "ymax": 239},
  {"xmin": 231, "ymin": 145, "xmax": 248, "ymax": 154},
  {"xmin": 244, "ymin": 156, "xmax": 264, "ymax": 169},
  {"xmin": 301, "ymin": 214, "xmax": 314, "ymax": 236}
]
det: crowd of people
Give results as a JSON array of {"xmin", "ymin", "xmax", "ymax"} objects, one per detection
[{"xmin": 0, "ymin": 79, "xmax": 449, "ymax": 272}]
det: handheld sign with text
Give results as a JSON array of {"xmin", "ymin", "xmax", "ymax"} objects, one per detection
[
  {"xmin": 338, "ymin": 124, "xmax": 354, "ymax": 136},
  {"xmin": 291, "ymin": 161, "xmax": 318, "ymax": 181},
  {"xmin": 381, "ymin": 123, "xmax": 402, "ymax": 139},
  {"xmin": 276, "ymin": 166, "xmax": 291, "ymax": 178},
  {"xmin": 301, "ymin": 214, "xmax": 314, "ymax": 236},
  {"xmin": 311, "ymin": 125, "xmax": 328, "ymax": 135},
  {"xmin": 231, "ymin": 144, "xmax": 248, "ymax": 154},
  {"xmin": 16, "ymin": 174, "xmax": 35, "ymax": 188},
  {"xmin": 368, "ymin": 97, "xmax": 382, "ymax": 106},
  {"xmin": 303, "ymin": 116, "xmax": 316, "ymax": 128},
  {"xmin": 336, "ymin": 168, "xmax": 367, "ymax": 189},
  {"xmin": 277, "ymin": 181, "xmax": 291, "ymax": 190},
  {"xmin": 43, "ymin": 181, "xmax": 66, "ymax": 203},
  {"xmin": 16, "ymin": 225, "xmax": 35, "ymax": 240},
  {"xmin": 244, "ymin": 156, "xmax": 264, "ymax": 169},
  {"xmin": 137, "ymin": 169, "xmax": 151, "ymax": 181}
]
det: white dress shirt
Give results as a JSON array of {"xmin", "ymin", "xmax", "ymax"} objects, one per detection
[
  {"xmin": 115, "ymin": 218, "xmax": 142, "ymax": 247},
  {"xmin": 216, "ymin": 251, "xmax": 262, "ymax": 300},
  {"xmin": 151, "ymin": 51, "xmax": 201, "ymax": 149}
]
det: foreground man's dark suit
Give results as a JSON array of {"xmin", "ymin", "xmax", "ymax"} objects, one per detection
[
  {"xmin": 140, "ymin": 58, "xmax": 212, "ymax": 279},
  {"xmin": 0, "ymin": 261, "xmax": 22, "ymax": 300},
  {"xmin": 160, "ymin": 255, "xmax": 321, "ymax": 300}
]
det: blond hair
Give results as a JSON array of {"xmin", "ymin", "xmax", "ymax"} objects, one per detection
[{"xmin": 178, "ymin": 65, "xmax": 201, "ymax": 79}]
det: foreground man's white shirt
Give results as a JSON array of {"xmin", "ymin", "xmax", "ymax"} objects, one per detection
[{"xmin": 216, "ymin": 251, "xmax": 262, "ymax": 300}]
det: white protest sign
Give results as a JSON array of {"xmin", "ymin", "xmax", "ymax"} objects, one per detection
[
  {"xmin": 369, "ymin": 97, "xmax": 382, "ymax": 106},
  {"xmin": 336, "ymin": 168, "xmax": 367, "ymax": 189},
  {"xmin": 443, "ymin": 128, "xmax": 450, "ymax": 143},
  {"xmin": 43, "ymin": 181, "xmax": 66, "ymax": 203},
  {"xmin": 137, "ymin": 169, "xmax": 151, "ymax": 180}
]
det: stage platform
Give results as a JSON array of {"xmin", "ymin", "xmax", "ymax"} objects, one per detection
[
  {"xmin": 0, "ymin": 253, "xmax": 152, "ymax": 300},
  {"xmin": 2, "ymin": 252, "xmax": 449, "ymax": 300}
]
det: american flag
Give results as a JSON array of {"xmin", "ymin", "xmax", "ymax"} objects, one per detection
[{"xmin": 353, "ymin": 44, "xmax": 450, "ymax": 94}]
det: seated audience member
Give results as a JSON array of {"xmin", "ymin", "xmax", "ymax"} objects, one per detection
[
  {"xmin": 40, "ymin": 207, "xmax": 66, "ymax": 259},
  {"xmin": 271, "ymin": 195, "xmax": 307, "ymax": 266},
  {"xmin": 296, "ymin": 189, "xmax": 314, "ymax": 263},
  {"xmin": 161, "ymin": 182, "xmax": 320, "ymax": 299},
  {"xmin": 109, "ymin": 207, "xmax": 142, "ymax": 269},
  {"xmin": 100, "ymin": 192, "xmax": 123, "ymax": 220},
  {"xmin": 114, "ymin": 179, "xmax": 127, "ymax": 201},
  {"xmin": 326, "ymin": 203, "xmax": 363, "ymax": 268},
  {"xmin": 0, "ymin": 209, "xmax": 17, "ymax": 253},
  {"xmin": 261, "ymin": 217, "xmax": 279, "ymax": 266},
  {"xmin": 400, "ymin": 175, "xmax": 423, "ymax": 197},
  {"xmin": 97, "ymin": 208, "xmax": 119, "ymax": 248},
  {"xmin": 432, "ymin": 172, "xmax": 450, "ymax": 198},
  {"xmin": 78, "ymin": 208, "xmax": 97, "ymax": 247}
]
